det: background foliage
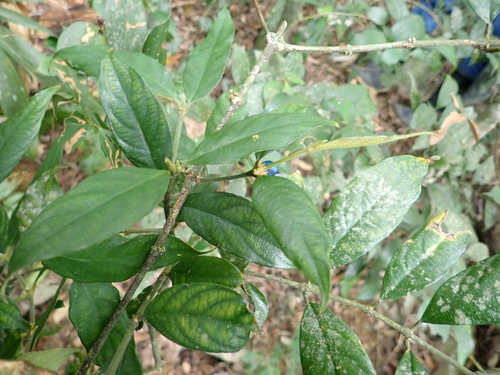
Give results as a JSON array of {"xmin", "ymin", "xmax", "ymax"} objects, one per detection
[{"xmin": 0, "ymin": 0, "xmax": 499, "ymax": 374}]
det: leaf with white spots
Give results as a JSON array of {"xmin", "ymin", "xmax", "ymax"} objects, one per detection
[
  {"xmin": 380, "ymin": 211, "xmax": 471, "ymax": 300},
  {"xmin": 324, "ymin": 155, "xmax": 429, "ymax": 269},
  {"xmin": 300, "ymin": 302, "xmax": 376, "ymax": 375},
  {"xmin": 17, "ymin": 169, "xmax": 63, "ymax": 233},
  {"xmin": 104, "ymin": 0, "xmax": 147, "ymax": 52},
  {"xmin": 188, "ymin": 113, "xmax": 337, "ymax": 165},
  {"xmin": 422, "ymin": 253, "xmax": 500, "ymax": 325},
  {"xmin": 395, "ymin": 351, "xmax": 428, "ymax": 375}
]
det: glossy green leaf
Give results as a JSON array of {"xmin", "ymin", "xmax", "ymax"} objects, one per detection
[
  {"xmin": 9, "ymin": 167, "xmax": 169, "ymax": 274},
  {"xmin": 188, "ymin": 113, "xmax": 337, "ymax": 165},
  {"xmin": 104, "ymin": 0, "xmax": 147, "ymax": 52},
  {"xmin": 32, "ymin": 139, "xmax": 63, "ymax": 182},
  {"xmin": 244, "ymin": 283, "xmax": 268, "ymax": 329},
  {"xmin": 0, "ymin": 298, "xmax": 30, "ymax": 330},
  {"xmin": 421, "ymin": 253, "xmax": 500, "ymax": 325},
  {"xmin": 395, "ymin": 351, "xmax": 428, "ymax": 375},
  {"xmin": 19, "ymin": 348, "xmax": 79, "ymax": 372},
  {"xmin": 183, "ymin": 8, "xmax": 234, "ymax": 102},
  {"xmin": 45, "ymin": 234, "xmax": 157, "ymax": 282},
  {"xmin": 0, "ymin": 6, "xmax": 56, "ymax": 36},
  {"xmin": 0, "ymin": 86, "xmax": 59, "ymax": 183},
  {"xmin": 170, "ymin": 256, "xmax": 243, "ymax": 288},
  {"xmin": 152, "ymin": 235, "xmax": 202, "ymax": 269},
  {"xmin": 69, "ymin": 282, "xmax": 140, "ymax": 368},
  {"xmin": 142, "ymin": 19, "xmax": 169, "ymax": 64},
  {"xmin": 253, "ymin": 177, "xmax": 331, "ymax": 311},
  {"xmin": 145, "ymin": 283, "xmax": 255, "ymax": 352},
  {"xmin": 380, "ymin": 211, "xmax": 471, "ymax": 300},
  {"xmin": 300, "ymin": 302, "xmax": 376, "ymax": 375},
  {"xmin": 17, "ymin": 169, "xmax": 63, "ymax": 233},
  {"xmin": 0, "ymin": 48, "xmax": 29, "ymax": 117},
  {"xmin": 99, "ymin": 53, "xmax": 171, "ymax": 169},
  {"xmin": 54, "ymin": 45, "xmax": 177, "ymax": 99},
  {"xmin": 324, "ymin": 156, "xmax": 429, "ymax": 269},
  {"xmin": 179, "ymin": 192, "xmax": 293, "ymax": 269}
]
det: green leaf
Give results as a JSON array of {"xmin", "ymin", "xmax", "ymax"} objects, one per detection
[
  {"xmin": 421, "ymin": 253, "xmax": 500, "ymax": 325},
  {"xmin": 142, "ymin": 19, "xmax": 169, "ymax": 64},
  {"xmin": 17, "ymin": 169, "xmax": 63, "ymax": 233},
  {"xmin": 0, "ymin": 24, "xmax": 46, "ymax": 73},
  {"xmin": 324, "ymin": 156, "xmax": 429, "ymax": 269},
  {"xmin": 0, "ymin": 6, "xmax": 56, "ymax": 36},
  {"xmin": 253, "ymin": 177, "xmax": 331, "ymax": 312},
  {"xmin": 56, "ymin": 22, "xmax": 105, "ymax": 50},
  {"xmin": 170, "ymin": 256, "xmax": 244, "ymax": 288},
  {"xmin": 189, "ymin": 113, "xmax": 336, "ymax": 165},
  {"xmin": 0, "ymin": 86, "xmax": 59, "ymax": 183},
  {"xmin": 300, "ymin": 302, "xmax": 376, "ymax": 375},
  {"xmin": 9, "ymin": 167, "xmax": 169, "ymax": 274},
  {"xmin": 69, "ymin": 282, "xmax": 139, "ymax": 367},
  {"xmin": 0, "ymin": 204, "xmax": 9, "ymax": 252},
  {"xmin": 45, "ymin": 234, "xmax": 157, "ymax": 282},
  {"xmin": 54, "ymin": 46, "xmax": 177, "ymax": 99},
  {"xmin": 152, "ymin": 235, "xmax": 202, "ymax": 269},
  {"xmin": 395, "ymin": 351, "xmax": 428, "ymax": 375},
  {"xmin": 467, "ymin": 0, "xmax": 500, "ymax": 23},
  {"xmin": 436, "ymin": 75, "xmax": 458, "ymax": 109},
  {"xmin": 183, "ymin": 8, "xmax": 235, "ymax": 102},
  {"xmin": 99, "ymin": 53, "xmax": 172, "ymax": 169},
  {"xmin": 0, "ymin": 48, "xmax": 29, "ymax": 117},
  {"xmin": 145, "ymin": 283, "xmax": 255, "ymax": 352},
  {"xmin": 391, "ymin": 15, "xmax": 426, "ymax": 41},
  {"xmin": 244, "ymin": 283, "xmax": 269, "ymax": 329},
  {"xmin": 483, "ymin": 185, "xmax": 500, "ymax": 205},
  {"xmin": 19, "ymin": 348, "xmax": 79, "ymax": 372},
  {"xmin": 380, "ymin": 211, "xmax": 471, "ymax": 300},
  {"xmin": 384, "ymin": 0, "xmax": 409, "ymax": 20},
  {"xmin": 0, "ymin": 298, "xmax": 30, "ymax": 330},
  {"xmin": 104, "ymin": 0, "xmax": 147, "ymax": 52},
  {"xmin": 312, "ymin": 133, "xmax": 433, "ymax": 152},
  {"xmin": 179, "ymin": 192, "xmax": 293, "ymax": 268}
]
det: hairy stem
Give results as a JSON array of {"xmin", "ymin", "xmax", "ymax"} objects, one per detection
[{"xmin": 245, "ymin": 270, "xmax": 475, "ymax": 375}]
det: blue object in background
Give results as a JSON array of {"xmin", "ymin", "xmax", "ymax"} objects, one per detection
[
  {"xmin": 412, "ymin": 0, "xmax": 455, "ymax": 33},
  {"xmin": 413, "ymin": 0, "xmax": 500, "ymax": 80},
  {"xmin": 263, "ymin": 160, "xmax": 279, "ymax": 176}
]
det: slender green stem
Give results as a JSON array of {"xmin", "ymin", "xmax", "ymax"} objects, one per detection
[
  {"xmin": 171, "ymin": 102, "xmax": 191, "ymax": 163},
  {"xmin": 148, "ymin": 324, "xmax": 163, "ymax": 372},
  {"xmin": 245, "ymin": 270, "xmax": 475, "ymax": 375},
  {"xmin": 199, "ymin": 170, "xmax": 254, "ymax": 183},
  {"xmin": 122, "ymin": 228, "xmax": 163, "ymax": 235}
]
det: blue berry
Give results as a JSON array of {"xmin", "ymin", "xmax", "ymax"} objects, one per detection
[{"xmin": 263, "ymin": 160, "xmax": 279, "ymax": 176}]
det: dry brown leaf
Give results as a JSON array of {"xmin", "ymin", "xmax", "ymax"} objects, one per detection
[{"xmin": 429, "ymin": 111, "xmax": 467, "ymax": 145}]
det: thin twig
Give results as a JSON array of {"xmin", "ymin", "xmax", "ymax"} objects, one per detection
[
  {"xmin": 278, "ymin": 37, "xmax": 500, "ymax": 54},
  {"xmin": 252, "ymin": 0, "xmax": 269, "ymax": 34},
  {"xmin": 245, "ymin": 270, "xmax": 475, "ymax": 375},
  {"xmin": 215, "ymin": 21, "xmax": 287, "ymax": 132}
]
